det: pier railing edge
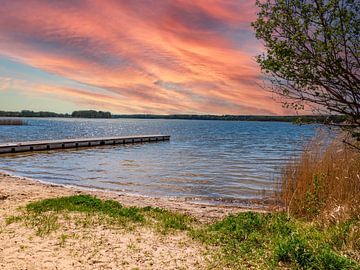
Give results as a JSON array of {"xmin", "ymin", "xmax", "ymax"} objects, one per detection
[{"xmin": 0, "ymin": 135, "xmax": 170, "ymax": 154}]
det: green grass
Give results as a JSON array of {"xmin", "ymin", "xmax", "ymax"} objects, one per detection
[
  {"xmin": 6, "ymin": 195, "xmax": 192, "ymax": 235},
  {"xmin": 191, "ymin": 212, "xmax": 359, "ymax": 269},
  {"xmin": 25, "ymin": 195, "xmax": 144, "ymax": 222},
  {"xmin": 6, "ymin": 195, "xmax": 360, "ymax": 269},
  {"xmin": 142, "ymin": 206, "xmax": 193, "ymax": 232}
]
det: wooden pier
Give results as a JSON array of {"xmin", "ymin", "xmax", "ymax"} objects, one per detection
[{"xmin": 0, "ymin": 135, "xmax": 170, "ymax": 154}]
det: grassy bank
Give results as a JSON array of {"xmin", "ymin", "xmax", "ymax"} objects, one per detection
[{"xmin": 6, "ymin": 195, "xmax": 359, "ymax": 269}]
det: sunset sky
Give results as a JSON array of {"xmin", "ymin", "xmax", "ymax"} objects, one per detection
[{"xmin": 0, "ymin": 0, "xmax": 292, "ymax": 115}]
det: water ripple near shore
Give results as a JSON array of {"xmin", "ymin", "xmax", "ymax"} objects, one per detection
[{"xmin": 0, "ymin": 118, "xmax": 316, "ymax": 204}]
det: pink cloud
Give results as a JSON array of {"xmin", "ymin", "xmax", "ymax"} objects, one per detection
[{"xmin": 0, "ymin": 0, "xmax": 291, "ymax": 115}]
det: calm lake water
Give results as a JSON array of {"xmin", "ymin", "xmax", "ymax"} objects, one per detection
[{"xmin": 0, "ymin": 118, "xmax": 316, "ymax": 205}]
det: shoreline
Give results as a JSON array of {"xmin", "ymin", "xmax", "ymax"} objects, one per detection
[
  {"xmin": 1, "ymin": 172, "xmax": 212, "ymax": 269},
  {"xmin": 0, "ymin": 170, "xmax": 270, "ymax": 208},
  {"xmin": 0, "ymin": 172, "xmax": 268, "ymax": 222},
  {"xmin": 0, "ymin": 171, "xmax": 268, "ymax": 269}
]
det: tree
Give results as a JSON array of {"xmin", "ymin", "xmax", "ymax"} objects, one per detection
[
  {"xmin": 252, "ymin": 0, "xmax": 360, "ymax": 141},
  {"xmin": 71, "ymin": 110, "xmax": 112, "ymax": 118}
]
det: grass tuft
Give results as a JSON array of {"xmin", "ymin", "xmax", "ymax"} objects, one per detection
[
  {"xmin": 26, "ymin": 195, "xmax": 144, "ymax": 222},
  {"xmin": 12, "ymin": 195, "xmax": 192, "ymax": 236},
  {"xmin": 142, "ymin": 206, "xmax": 192, "ymax": 232}
]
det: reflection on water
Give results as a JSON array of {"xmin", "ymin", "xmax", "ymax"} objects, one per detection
[{"xmin": 0, "ymin": 118, "xmax": 316, "ymax": 204}]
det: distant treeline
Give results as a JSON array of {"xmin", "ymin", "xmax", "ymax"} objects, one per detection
[
  {"xmin": 71, "ymin": 110, "xmax": 111, "ymax": 118},
  {"xmin": 0, "ymin": 110, "xmax": 346, "ymax": 123},
  {"xmin": 112, "ymin": 114, "xmax": 346, "ymax": 123},
  {"xmin": 0, "ymin": 110, "xmax": 70, "ymax": 118},
  {"xmin": 0, "ymin": 110, "xmax": 111, "ymax": 118}
]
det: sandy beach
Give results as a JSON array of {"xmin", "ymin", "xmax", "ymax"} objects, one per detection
[{"xmin": 0, "ymin": 172, "xmax": 260, "ymax": 270}]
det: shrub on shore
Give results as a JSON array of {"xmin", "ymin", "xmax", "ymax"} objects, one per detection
[{"xmin": 279, "ymin": 130, "xmax": 360, "ymax": 223}]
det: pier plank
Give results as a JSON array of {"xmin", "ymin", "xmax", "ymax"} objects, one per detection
[{"xmin": 0, "ymin": 135, "xmax": 170, "ymax": 154}]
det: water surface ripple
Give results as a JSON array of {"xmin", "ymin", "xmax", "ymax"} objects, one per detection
[{"xmin": 0, "ymin": 118, "xmax": 316, "ymax": 204}]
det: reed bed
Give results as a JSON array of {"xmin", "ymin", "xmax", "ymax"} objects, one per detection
[
  {"xmin": 0, "ymin": 119, "xmax": 25, "ymax": 125},
  {"xmin": 279, "ymin": 130, "xmax": 360, "ymax": 223}
]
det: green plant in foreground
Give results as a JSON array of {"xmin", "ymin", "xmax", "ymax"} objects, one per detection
[
  {"xmin": 26, "ymin": 195, "xmax": 144, "ymax": 222},
  {"xmin": 6, "ymin": 195, "xmax": 360, "ymax": 269},
  {"xmin": 191, "ymin": 212, "xmax": 359, "ymax": 269},
  {"xmin": 142, "ymin": 206, "xmax": 193, "ymax": 232},
  {"xmin": 303, "ymin": 173, "xmax": 325, "ymax": 218},
  {"xmin": 7, "ymin": 195, "xmax": 192, "ymax": 235}
]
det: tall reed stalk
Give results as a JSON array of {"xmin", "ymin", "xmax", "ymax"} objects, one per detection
[{"xmin": 279, "ymin": 130, "xmax": 360, "ymax": 223}]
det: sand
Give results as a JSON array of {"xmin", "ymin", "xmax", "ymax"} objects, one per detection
[{"xmin": 0, "ymin": 172, "xmax": 264, "ymax": 269}]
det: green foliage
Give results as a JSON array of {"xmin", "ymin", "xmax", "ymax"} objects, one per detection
[
  {"xmin": 0, "ymin": 110, "xmax": 347, "ymax": 123},
  {"xmin": 26, "ymin": 213, "xmax": 59, "ymax": 236},
  {"xmin": 20, "ymin": 195, "xmax": 191, "ymax": 234},
  {"xmin": 0, "ymin": 110, "xmax": 111, "ymax": 118},
  {"xmin": 6, "ymin": 212, "xmax": 59, "ymax": 236},
  {"xmin": 26, "ymin": 195, "xmax": 144, "ymax": 222},
  {"xmin": 191, "ymin": 212, "xmax": 359, "ymax": 269},
  {"xmin": 5, "ymin": 215, "xmax": 23, "ymax": 225},
  {"xmin": 7, "ymin": 195, "xmax": 360, "ymax": 269},
  {"xmin": 274, "ymin": 234, "xmax": 317, "ymax": 267},
  {"xmin": 0, "ymin": 110, "xmax": 70, "ymax": 118},
  {"xmin": 113, "ymin": 114, "xmax": 346, "ymax": 123},
  {"xmin": 142, "ymin": 206, "xmax": 192, "ymax": 232},
  {"xmin": 71, "ymin": 110, "xmax": 111, "ymax": 118},
  {"xmin": 303, "ymin": 174, "xmax": 326, "ymax": 217},
  {"xmin": 252, "ymin": 0, "xmax": 360, "ymax": 140}
]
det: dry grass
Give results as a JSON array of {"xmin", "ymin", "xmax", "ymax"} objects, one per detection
[
  {"xmin": 279, "ymin": 130, "xmax": 360, "ymax": 223},
  {"xmin": 0, "ymin": 119, "xmax": 25, "ymax": 125}
]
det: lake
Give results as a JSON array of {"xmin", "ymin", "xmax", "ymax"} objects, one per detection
[{"xmin": 0, "ymin": 118, "xmax": 316, "ymax": 205}]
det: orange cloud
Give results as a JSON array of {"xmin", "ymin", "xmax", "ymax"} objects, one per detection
[{"xmin": 0, "ymin": 0, "xmax": 291, "ymax": 115}]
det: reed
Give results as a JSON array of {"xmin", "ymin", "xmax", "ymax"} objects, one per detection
[
  {"xmin": 0, "ymin": 119, "xmax": 25, "ymax": 125},
  {"xmin": 279, "ymin": 130, "xmax": 360, "ymax": 223}
]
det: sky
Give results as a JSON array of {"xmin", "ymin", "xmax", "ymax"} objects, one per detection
[{"xmin": 0, "ymin": 0, "xmax": 292, "ymax": 115}]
